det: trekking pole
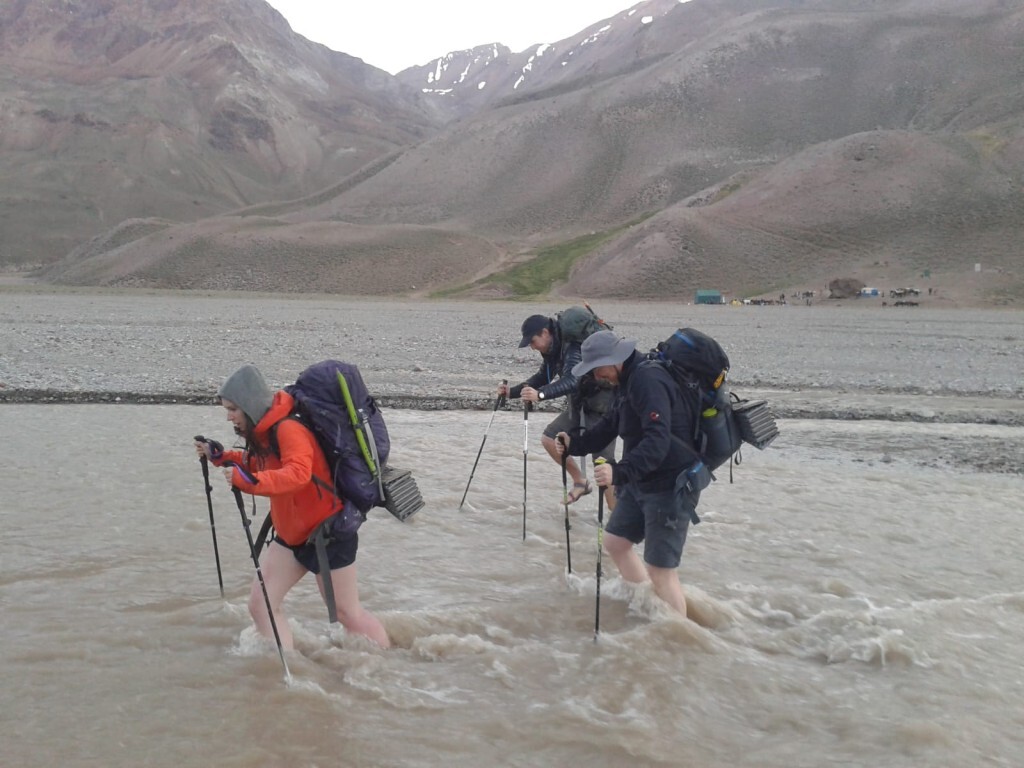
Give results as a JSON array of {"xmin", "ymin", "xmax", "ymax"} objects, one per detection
[
  {"xmin": 578, "ymin": 409, "xmax": 588, "ymax": 481},
  {"xmin": 558, "ymin": 435, "xmax": 572, "ymax": 574},
  {"xmin": 194, "ymin": 436, "xmax": 224, "ymax": 597},
  {"xmin": 226, "ymin": 467, "xmax": 291, "ymax": 682},
  {"xmin": 522, "ymin": 401, "xmax": 531, "ymax": 541},
  {"xmin": 594, "ymin": 457, "xmax": 608, "ymax": 641},
  {"xmin": 459, "ymin": 379, "xmax": 507, "ymax": 510}
]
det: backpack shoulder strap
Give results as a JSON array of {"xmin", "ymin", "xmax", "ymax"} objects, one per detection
[
  {"xmin": 253, "ymin": 511, "xmax": 274, "ymax": 560},
  {"xmin": 269, "ymin": 416, "xmax": 338, "ymax": 503},
  {"xmin": 267, "ymin": 414, "xmax": 302, "ymax": 458},
  {"xmin": 634, "ymin": 358, "xmax": 705, "ymax": 466}
]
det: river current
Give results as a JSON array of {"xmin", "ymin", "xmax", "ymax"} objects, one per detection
[{"xmin": 1, "ymin": 403, "xmax": 1021, "ymax": 767}]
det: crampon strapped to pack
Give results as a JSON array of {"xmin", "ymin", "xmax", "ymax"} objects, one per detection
[{"xmin": 649, "ymin": 328, "xmax": 779, "ymax": 481}]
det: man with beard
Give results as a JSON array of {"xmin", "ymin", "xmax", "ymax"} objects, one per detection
[{"xmin": 555, "ymin": 331, "xmax": 706, "ymax": 618}]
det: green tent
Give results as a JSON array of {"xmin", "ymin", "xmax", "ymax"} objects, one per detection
[{"xmin": 695, "ymin": 289, "xmax": 723, "ymax": 305}]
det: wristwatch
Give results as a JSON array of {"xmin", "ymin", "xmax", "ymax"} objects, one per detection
[{"xmin": 538, "ymin": 391, "xmax": 545, "ymax": 400}]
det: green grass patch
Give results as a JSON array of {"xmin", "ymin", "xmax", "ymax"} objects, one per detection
[
  {"xmin": 965, "ymin": 129, "xmax": 1008, "ymax": 158},
  {"xmin": 432, "ymin": 215, "xmax": 652, "ymax": 299},
  {"xmin": 708, "ymin": 181, "xmax": 742, "ymax": 205}
]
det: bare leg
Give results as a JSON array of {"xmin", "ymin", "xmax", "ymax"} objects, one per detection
[
  {"xmin": 317, "ymin": 563, "xmax": 391, "ymax": 649},
  {"xmin": 248, "ymin": 541, "xmax": 307, "ymax": 651},
  {"xmin": 603, "ymin": 532, "xmax": 649, "ymax": 584},
  {"xmin": 605, "ymin": 534, "xmax": 688, "ymax": 618},
  {"xmin": 541, "ymin": 433, "xmax": 585, "ymax": 486},
  {"xmin": 646, "ymin": 564, "xmax": 688, "ymax": 618}
]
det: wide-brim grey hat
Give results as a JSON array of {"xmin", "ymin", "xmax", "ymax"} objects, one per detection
[
  {"xmin": 572, "ymin": 330, "xmax": 637, "ymax": 376},
  {"xmin": 218, "ymin": 364, "xmax": 274, "ymax": 425}
]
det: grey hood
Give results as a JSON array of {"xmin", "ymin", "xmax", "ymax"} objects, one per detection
[{"xmin": 218, "ymin": 364, "xmax": 274, "ymax": 425}]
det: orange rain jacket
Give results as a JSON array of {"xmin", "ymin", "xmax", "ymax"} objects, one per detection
[{"xmin": 213, "ymin": 390, "xmax": 341, "ymax": 546}]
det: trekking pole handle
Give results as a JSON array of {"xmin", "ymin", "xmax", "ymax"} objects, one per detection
[
  {"xmin": 221, "ymin": 459, "xmax": 258, "ymax": 486},
  {"xmin": 193, "ymin": 435, "xmax": 224, "ymax": 461},
  {"xmin": 193, "ymin": 436, "xmax": 256, "ymax": 486},
  {"xmin": 594, "ymin": 457, "xmax": 609, "ymax": 488},
  {"xmin": 557, "ymin": 433, "xmax": 571, "ymax": 463},
  {"xmin": 557, "ymin": 435, "xmax": 569, "ymax": 476}
]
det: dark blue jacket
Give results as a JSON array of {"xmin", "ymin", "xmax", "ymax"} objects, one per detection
[
  {"xmin": 570, "ymin": 351, "xmax": 699, "ymax": 491},
  {"xmin": 509, "ymin": 322, "xmax": 583, "ymax": 402}
]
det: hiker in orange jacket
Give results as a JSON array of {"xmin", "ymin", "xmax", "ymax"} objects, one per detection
[{"xmin": 195, "ymin": 364, "xmax": 390, "ymax": 650}]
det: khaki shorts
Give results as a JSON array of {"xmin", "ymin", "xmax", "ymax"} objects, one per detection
[{"xmin": 542, "ymin": 404, "xmax": 615, "ymax": 462}]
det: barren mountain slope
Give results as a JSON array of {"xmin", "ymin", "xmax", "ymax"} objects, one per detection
[
  {"xmin": 37, "ymin": 0, "xmax": 1024, "ymax": 307},
  {"xmin": 563, "ymin": 130, "xmax": 1024, "ymax": 305},
  {"xmin": 44, "ymin": 213, "xmax": 504, "ymax": 295},
  {"xmin": 0, "ymin": 0, "xmax": 437, "ymax": 265},
  {"xmin": 291, "ymin": 0, "xmax": 1024, "ymax": 239}
]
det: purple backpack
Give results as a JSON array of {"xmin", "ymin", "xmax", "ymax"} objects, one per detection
[{"xmin": 284, "ymin": 360, "xmax": 390, "ymax": 515}]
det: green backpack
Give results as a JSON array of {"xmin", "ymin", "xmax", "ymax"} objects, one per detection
[{"xmin": 556, "ymin": 304, "xmax": 612, "ymax": 344}]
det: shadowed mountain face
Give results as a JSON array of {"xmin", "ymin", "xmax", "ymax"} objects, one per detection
[
  {"xmin": 17, "ymin": 0, "xmax": 1024, "ymax": 306},
  {"xmin": 0, "ymin": 0, "xmax": 438, "ymax": 265}
]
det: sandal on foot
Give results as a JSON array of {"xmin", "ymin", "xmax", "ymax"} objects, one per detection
[{"xmin": 567, "ymin": 480, "xmax": 593, "ymax": 504}]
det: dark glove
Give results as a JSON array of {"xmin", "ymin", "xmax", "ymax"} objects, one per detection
[{"xmin": 194, "ymin": 435, "xmax": 224, "ymax": 461}]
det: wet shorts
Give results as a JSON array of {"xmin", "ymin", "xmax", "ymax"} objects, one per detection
[
  {"xmin": 276, "ymin": 522, "xmax": 359, "ymax": 574},
  {"xmin": 604, "ymin": 484, "xmax": 698, "ymax": 569},
  {"xmin": 542, "ymin": 406, "xmax": 615, "ymax": 463}
]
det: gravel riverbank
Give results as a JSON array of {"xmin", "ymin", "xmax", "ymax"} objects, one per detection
[{"xmin": 1, "ymin": 289, "xmax": 1022, "ymax": 423}]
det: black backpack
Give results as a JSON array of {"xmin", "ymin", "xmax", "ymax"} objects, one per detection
[{"xmin": 650, "ymin": 328, "xmax": 779, "ymax": 476}]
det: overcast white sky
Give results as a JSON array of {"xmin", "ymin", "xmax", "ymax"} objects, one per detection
[{"xmin": 266, "ymin": 1, "xmax": 639, "ymax": 74}]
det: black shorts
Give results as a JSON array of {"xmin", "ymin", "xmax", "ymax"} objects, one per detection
[{"xmin": 276, "ymin": 522, "xmax": 359, "ymax": 574}]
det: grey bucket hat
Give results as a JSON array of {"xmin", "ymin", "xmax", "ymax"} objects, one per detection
[{"xmin": 571, "ymin": 330, "xmax": 637, "ymax": 376}]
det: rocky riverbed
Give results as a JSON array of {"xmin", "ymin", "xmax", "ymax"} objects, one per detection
[{"xmin": 1, "ymin": 289, "xmax": 1022, "ymax": 426}]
